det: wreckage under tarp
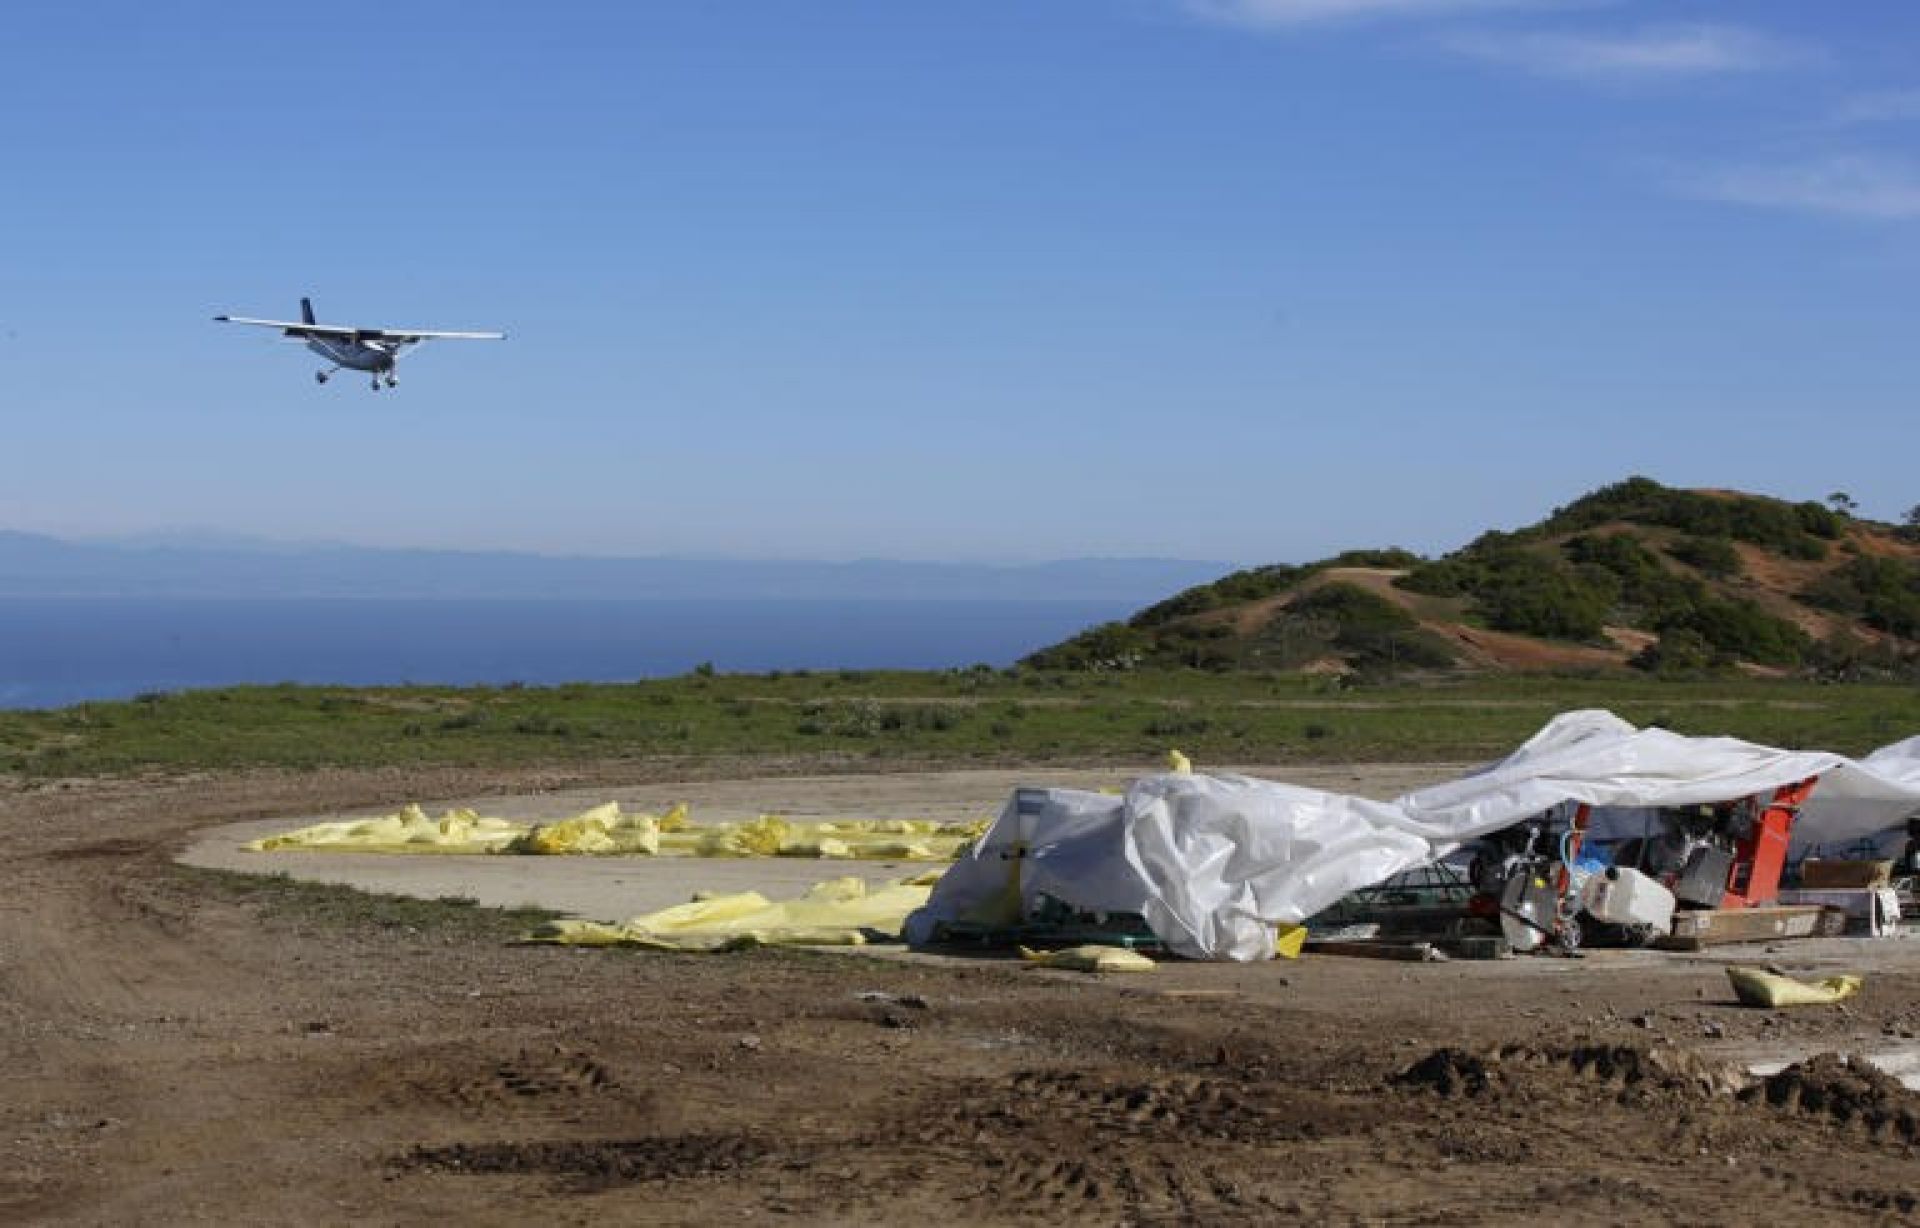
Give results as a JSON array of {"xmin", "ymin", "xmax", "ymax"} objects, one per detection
[{"xmin": 904, "ymin": 711, "xmax": 1920, "ymax": 962}]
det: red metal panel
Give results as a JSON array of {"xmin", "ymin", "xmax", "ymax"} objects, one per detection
[{"xmin": 1722, "ymin": 777, "xmax": 1818, "ymax": 908}]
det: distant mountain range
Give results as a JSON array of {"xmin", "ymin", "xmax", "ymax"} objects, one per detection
[{"xmin": 0, "ymin": 530, "xmax": 1233, "ymax": 603}]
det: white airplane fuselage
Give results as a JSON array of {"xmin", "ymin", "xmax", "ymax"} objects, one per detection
[{"xmin": 305, "ymin": 335, "xmax": 393, "ymax": 374}]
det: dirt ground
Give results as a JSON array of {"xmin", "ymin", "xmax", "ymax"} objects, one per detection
[{"xmin": 6, "ymin": 758, "xmax": 1920, "ymax": 1226}]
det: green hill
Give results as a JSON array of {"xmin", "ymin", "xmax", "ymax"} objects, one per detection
[{"xmin": 1026, "ymin": 477, "xmax": 1920, "ymax": 681}]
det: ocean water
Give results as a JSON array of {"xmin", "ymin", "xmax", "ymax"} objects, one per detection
[{"xmin": 0, "ymin": 597, "xmax": 1126, "ymax": 710}]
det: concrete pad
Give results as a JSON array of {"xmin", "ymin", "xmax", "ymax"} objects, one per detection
[
  {"xmin": 182, "ymin": 816, "xmax": 934, "ymax": 920},
  {"xmin": 176, "ymin": 762, "xmax": 1460, "ymax": 922}
]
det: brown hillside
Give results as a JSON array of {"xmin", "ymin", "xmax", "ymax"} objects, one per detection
[
  {"xmin": 1026, "ymin": 479, "xmax": 1920, "ymax": 678},
  {"xmin": 1312, "ymin": 567, "xmax": 1641, "ymax": 673}
]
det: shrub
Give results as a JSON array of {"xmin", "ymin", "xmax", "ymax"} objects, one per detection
[
  {"xmin": 1654, "ymin": 596, "xmax": 1809, "ymax": 667},
  {"xmin": 1394, "ymin": 561, "xmax": 1473, "ymax": 597},
  {"xmin": 1795, "ymin": 501, "xmax": 1845, "ymax": 539},
  {"xmin": 1630, "ymin": 627, "xmax": 1723, "ymax": 677},
  {"xmin": 1287, "ymin": 583, "xmax": 1460, "ymax": 671},
  {"xmin": 1290, "ymin": 583, "xmax": 1416, "ymax": 630},
  {"xmin": 1664, "ymin": 535, "xmax": 1741, "ymax": 578},
  {"xmin": 1021, "ymin": 621, "xmax": 1150, "ymax": 671},
  {"xmin": 1543, "ymin": 476, "xmax": 1829, "ymax": 558},
  {"xmin": 1129, "ymin": 565, "xmax": 1304, "ymax": 629},
  {"xmin": 1144, "ymin": 714, "xmax": 1212, "ymax": 738},
  {"xmin": 1472, "ymin": 550, "xmax": 1611, "ymax": 641},
  {"xmin": 1810, "ymin": 630, "xmax": 1920, "ymax": 682},
  {"xmin": 1401, "ymin": 544, "xmax": 1610, "ymax": 641},
  {"xmin": 834, "ymin": 700, "xmax": 883, "ymax": 737},
  {"xmin": 1323, "ymin": 547, "xmax": 1424, "ymax": 570},
  {"xmin": 1801, "ymin": 556, "xmax": 1920, "ymax": 639}
]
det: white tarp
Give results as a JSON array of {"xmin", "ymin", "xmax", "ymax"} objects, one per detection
[
  {"xmin": 905, "ymin": 710, "xmax": 1920, "ymax": 962},
  {"xmin": 1795, "ymin": 733, "xmax": 1920, "ymax": 860},
  {"xmin": 903, "ymin": 786, "xmax": 1156, "ymax": 939}
]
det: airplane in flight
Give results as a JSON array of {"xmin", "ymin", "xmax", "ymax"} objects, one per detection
[{"xmin": 214, "ymin": 298, "xmax": 505, "ymax": 390}]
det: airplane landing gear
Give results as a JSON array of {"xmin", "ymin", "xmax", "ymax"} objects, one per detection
[
  {"xmin": 315, "ymin": 370, "xmax": 330, "ymax": 384},
  {"xmin": 383, "ymin": 373, "xmax": 398, "ymax": 389}
]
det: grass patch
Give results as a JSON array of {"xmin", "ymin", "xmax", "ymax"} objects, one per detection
[
  {"xmin": 4, "ymin": 671, "xmax": 1916, "ymax": 778},
  {"xmin": 173, "ymin": 865, "xmax": 562, "ymax": 940}
]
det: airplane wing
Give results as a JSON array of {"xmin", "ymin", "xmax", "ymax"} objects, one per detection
[
  {"xmin": 359, "ymin": 328, "xmax": 507, "ymax": 342},
  {"xmin": 214, "ymin": 314, "xmax": 355, "ymax": 335},
  {"xmin": 214, "ymin": 316, "xmax": 505, "ymax": 341}
]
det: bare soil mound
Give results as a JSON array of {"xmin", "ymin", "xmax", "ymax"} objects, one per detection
[{"xmin": 1742, "ymin": 1053, "xmax": 1920, "ymax": 1142}]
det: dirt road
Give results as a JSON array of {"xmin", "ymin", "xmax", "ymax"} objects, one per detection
[{"xmin": 6, "ymin": 759, "xmax": 1920, "ymax": 1225}]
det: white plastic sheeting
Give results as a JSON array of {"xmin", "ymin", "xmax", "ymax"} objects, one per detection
[
  {"xmin": 1405, "ymin": 710, "xmax": 1920, "ymax": 856},
  {"xmin": 904, "ymin": 787, "xmax": 1156, "ymax": 938},
  {"xmin": 1798, "ymin": 733, "xmax": 1920, "ymax": 859},
  {"xmin": 905, "ymin": 710, "xmax": 1920, "ymax": 962}
]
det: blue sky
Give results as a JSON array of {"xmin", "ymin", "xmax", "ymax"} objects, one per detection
[{"xmin": 2, "ymin": 1, "xmax": 1917, "ymax": 564}]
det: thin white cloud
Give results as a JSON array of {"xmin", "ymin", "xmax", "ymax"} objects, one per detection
[
  {"xmin": 1184, "ymin": 0, "xmax": 1579, "ymax": 29},
  {"xmin": 1438, "ymin": 23, "xmax": 1815, "ymax": 81},
  {"xmin": 1683, "ymin": 154, "xmax": 1920, "ymax": 221},
  {"xmin": 1832, "ymin": 90, "xmax": 1920, "ymax": 126}
]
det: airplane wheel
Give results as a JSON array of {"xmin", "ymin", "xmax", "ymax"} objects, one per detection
[{"xmin": 315, "ymin": 372, "xmax": 328, "ymax": 384}]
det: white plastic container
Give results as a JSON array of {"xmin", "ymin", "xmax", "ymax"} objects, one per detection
[{"xmin": 1581, "ymin": 866, "xmax": 1676, "ymax": 933}]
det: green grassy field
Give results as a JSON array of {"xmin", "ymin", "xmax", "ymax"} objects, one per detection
[{"xmin": 3, "ymin": 670, "xmax": 1914, "ymax": 778}]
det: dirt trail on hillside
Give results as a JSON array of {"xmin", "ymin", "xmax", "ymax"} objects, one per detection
[{"xmin": 6, "ymin": 760, "xmax": 1920, "ymax": 1225}]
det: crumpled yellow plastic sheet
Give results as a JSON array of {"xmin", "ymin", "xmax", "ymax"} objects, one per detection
[
  {"xmin": 1726, "ymin": 966, "xmax": 1865, "ymax": 1008},
  {"xmin": 244, "ymin": 803, "xmax": 528, "ymax": 855},
  {"xmin": 247, "ymin": 802, "xmax": 987, "ymax": 861},
  {"xmin": 505, "ymin": 802, "xmax": 666, "ymax": 856},
  {"xmin": 520, "ymin": 874, "xmax": 939, "ymax": 951},
  {"xmin": 1019, "ymin": 944, "xmax": 1157, "ymax": 973}
]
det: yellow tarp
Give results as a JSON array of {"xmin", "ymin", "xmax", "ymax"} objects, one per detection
[
  {"xmin": 1019, "ymin": 944, "xmax": 1157, "ymax": 973},
  {"xmin": 244, "ymin": 804, "xmax": 525, "ymax": 854},
  {"xmin": 248, "ymin": 802, "xmax": 987, "ymax": 861},
  {"xmin": 1727, "ymin": 966, "xmax": 1864, "ymax": 1008},
  {"xmin": 521, "ymin": 875, "xmax": 936, "ymax": 951},
  {"xmin": 503, "ymin": 802, "xmax": 662, "ymax": 856}
]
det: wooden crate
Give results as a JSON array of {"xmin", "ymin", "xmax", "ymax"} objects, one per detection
[
  {"xmin": 1655, "ymin": 905, "xmax": 1827, "ymax": 951},
  {"xmin": 1799, "ymin": 859, "xmax": 1894, "ymax": 889}
]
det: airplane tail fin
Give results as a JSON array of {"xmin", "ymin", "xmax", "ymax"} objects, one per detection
[{"xmin": 301, "ymin": 297, "xmax": 316, "ymax": 325}]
